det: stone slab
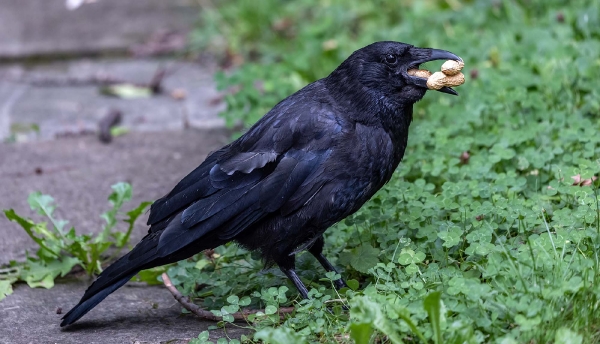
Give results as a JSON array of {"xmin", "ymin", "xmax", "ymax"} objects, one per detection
[
  {"xmin": 0, "ymin": 0, "xmax": 198, "ymax": 58},
  {"xmin": 0, "ymin": 58, "xmax": 226, "ymax": 142},
  {"xmin": 0, "ymin": 129, "xmax": 230, "ymax": 265},
  {"xmin": 0, "ymin": 128, "xmax": 253, "ymax": 342},
  {"xmin": 0, "ymin": 280, "xmax": 248, "ymax": 344}
]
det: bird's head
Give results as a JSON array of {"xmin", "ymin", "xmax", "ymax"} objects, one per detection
[{"xmin": 328, "ymin": 41, "xmax": 463, "ymax": 105}]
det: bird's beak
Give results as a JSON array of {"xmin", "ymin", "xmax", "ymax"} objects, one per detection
[{"xmin": 405, "ymin": 47, "xmax": 463, "ymax": 96}]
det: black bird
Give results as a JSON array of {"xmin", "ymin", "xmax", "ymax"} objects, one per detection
[{"xmin": 61, "ymin": 41, "xmax": 462, "ymax": 326}]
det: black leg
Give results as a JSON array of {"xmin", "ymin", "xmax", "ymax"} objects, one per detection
[
  {"xmin": 308, "ymin": 236, "xmax": 348, "ymax": 290},
  {"xmin": 277, "ymin": 255, "xmax": 310, "ymax": 299},
  {"xmin": 280, "ymin": 265, "xmax": 310, "ymax": 299}
]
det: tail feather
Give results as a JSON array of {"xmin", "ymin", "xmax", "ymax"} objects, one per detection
[
  {"xmin": 60, "ymin": 218, "xmax": 223, "ymax": 326},
  {"xmin": 60, "ymin": 232, "xmax": 162, "ymax": 327},
  {"xmin": 60, "ymin": 272, "xmax": 136, "ymax": 327}
]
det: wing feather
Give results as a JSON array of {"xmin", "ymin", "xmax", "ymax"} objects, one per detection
[
  {"xmin": 147, "ymin": 86, "xmax": 342, "ymax": 256},
  {"xmin": 219, "ymin": 152, "xmax": 278, "ymax": 175}
]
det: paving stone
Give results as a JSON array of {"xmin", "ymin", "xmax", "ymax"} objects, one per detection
[
  {"xmin": 0, "ymin": 129, "xmax": 255, "ymax": 343},
  {"xmin": 0, "ymin": 129, "xmax": 230, "ymax": 265},
  {"xmin": 0, "ymin": 0, "xmax": 197, "ymax": 58},
  {"xmin": 0, "ymin": 58, "xmax": 226, "ymax": 142},
  {"xmin": 0, "ymin": 280, "xmax": 248, "ymax": 344}
]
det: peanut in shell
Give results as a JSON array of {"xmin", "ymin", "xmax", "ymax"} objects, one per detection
[
  {"xmin": 426, "ymin": 71, "xmax": 465, "ymax": 90},
  {"xmin": 441, "ymin": 60, "xmax": 465, "ymax": 76},
  {"xmin": 407, "ymin": 69, "xmax": 432, "ymax": 79}
]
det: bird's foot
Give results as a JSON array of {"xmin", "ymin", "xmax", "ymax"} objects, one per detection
[{"xmin": 333, "ymin": 278, "xmax": 349, "ymax": 290}]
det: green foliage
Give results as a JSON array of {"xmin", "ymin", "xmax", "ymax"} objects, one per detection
[
  {"xmin": 0, "ymin": 183, "xmax": 151, "ymax": 299},
  {"xmin": 0, "ymin": 280, "xmax": 13, "ymax": 300},
  {"xmin": 189, "ymin": 330, "xmax": 245, "ymax": 344},
  {"xmin": 189, "ymin": 331, "xmax": 212, "ymax": 344},
  {"xmin": 339, "ymin": 243, "xmax": 380, "ymax": 274},
  {"xmin": 178, "ymin": 0, "xmax": 600, "ymax": 342},
  {"xmin": 254, "ymin": 327, "xmax": 307, "ymax": 344}
]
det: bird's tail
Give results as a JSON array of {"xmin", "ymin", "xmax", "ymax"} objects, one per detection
[
  {"xmin": 60, "ymin": 232, "xmax": 163, "ymax": 327},
  {"xmin": 60, "ymin": 271, "xmax": 137, "ymax": 326},
  {"xmin": 60, "ymin": 214, "xmax": 223, "ymax": 326}
]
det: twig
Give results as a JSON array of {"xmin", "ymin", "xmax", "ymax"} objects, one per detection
[
  {"xmin": 161, "ymin": 273, "xmax": 295, "ymax": 322},
  {"xmin": 98, "ymin": 109, "xmax": 122, "ymax": 143},
  {"xmin": 1, "ymin": 72, "xmax": 127, "ymax": 87},
  {"xmin": 148, "ymin": 67, "xmax": 166, "ymax": 94},
  {"xmin": 1, "ymin": 66, "xmax": 173, "ymax": 93}
]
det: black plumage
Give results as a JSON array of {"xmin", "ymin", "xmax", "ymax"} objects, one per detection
[{"xmin": 61, "ymin": 41, "xmax": 462, "ymax": 326}]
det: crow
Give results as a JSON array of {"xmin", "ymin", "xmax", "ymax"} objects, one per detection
[{"xmin": 61, "ymin": 41, "xmax": 462, "ymax": 326}]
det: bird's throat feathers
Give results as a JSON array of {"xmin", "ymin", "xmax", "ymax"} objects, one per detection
[{"xmin": 325, "ymin": 67, "xmax": 414, "ymax": 150}]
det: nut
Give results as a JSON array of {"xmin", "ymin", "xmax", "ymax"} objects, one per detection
[
  {"xmin": 407, "ymin": 69, "xmax": 432, "ymax": 79},
  {"xmin": 408, "ymin": 60, "xmax": 465, "ymax": 90},
  {"xmin": 170, "ymin": 88, "xmax": 187, "ymax": 100},
  {"xmin": 441, "ymin": 60, "xmax": 465, "ymax": 76},
  {"xmin": 427, "ymin": 71, "xmax": 465, "ymax": 90}
]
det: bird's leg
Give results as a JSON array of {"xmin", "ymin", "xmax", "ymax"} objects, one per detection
[
  {"xmin": 278, "ymin": 255, "xmax": 309, "ymax": 299},
  {"xmin": 308, "ymin": 236, "xmax": 348, "ymax": 290}
]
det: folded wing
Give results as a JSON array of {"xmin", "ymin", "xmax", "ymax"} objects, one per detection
[{"xmin": 148, "ymin": 147, "xmax": 332, "ymax": 256}]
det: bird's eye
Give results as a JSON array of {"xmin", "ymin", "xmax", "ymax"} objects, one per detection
[{"xmin": 384, "ymin": 54, "xmax": 397, "ymax": 65}]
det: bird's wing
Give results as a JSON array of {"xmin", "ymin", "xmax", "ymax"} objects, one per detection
[
  {"xmin": 150, "ymin": 147, "xmax": 332, "ymax": 256},
  {"xmin": 147, "ymin": 85, "xmax": 342, "ymax": 256}
]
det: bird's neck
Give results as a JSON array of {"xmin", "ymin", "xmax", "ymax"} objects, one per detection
[{"xmin": 324, "ymin": 74, "xmax": 414, "ymax": 161}]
